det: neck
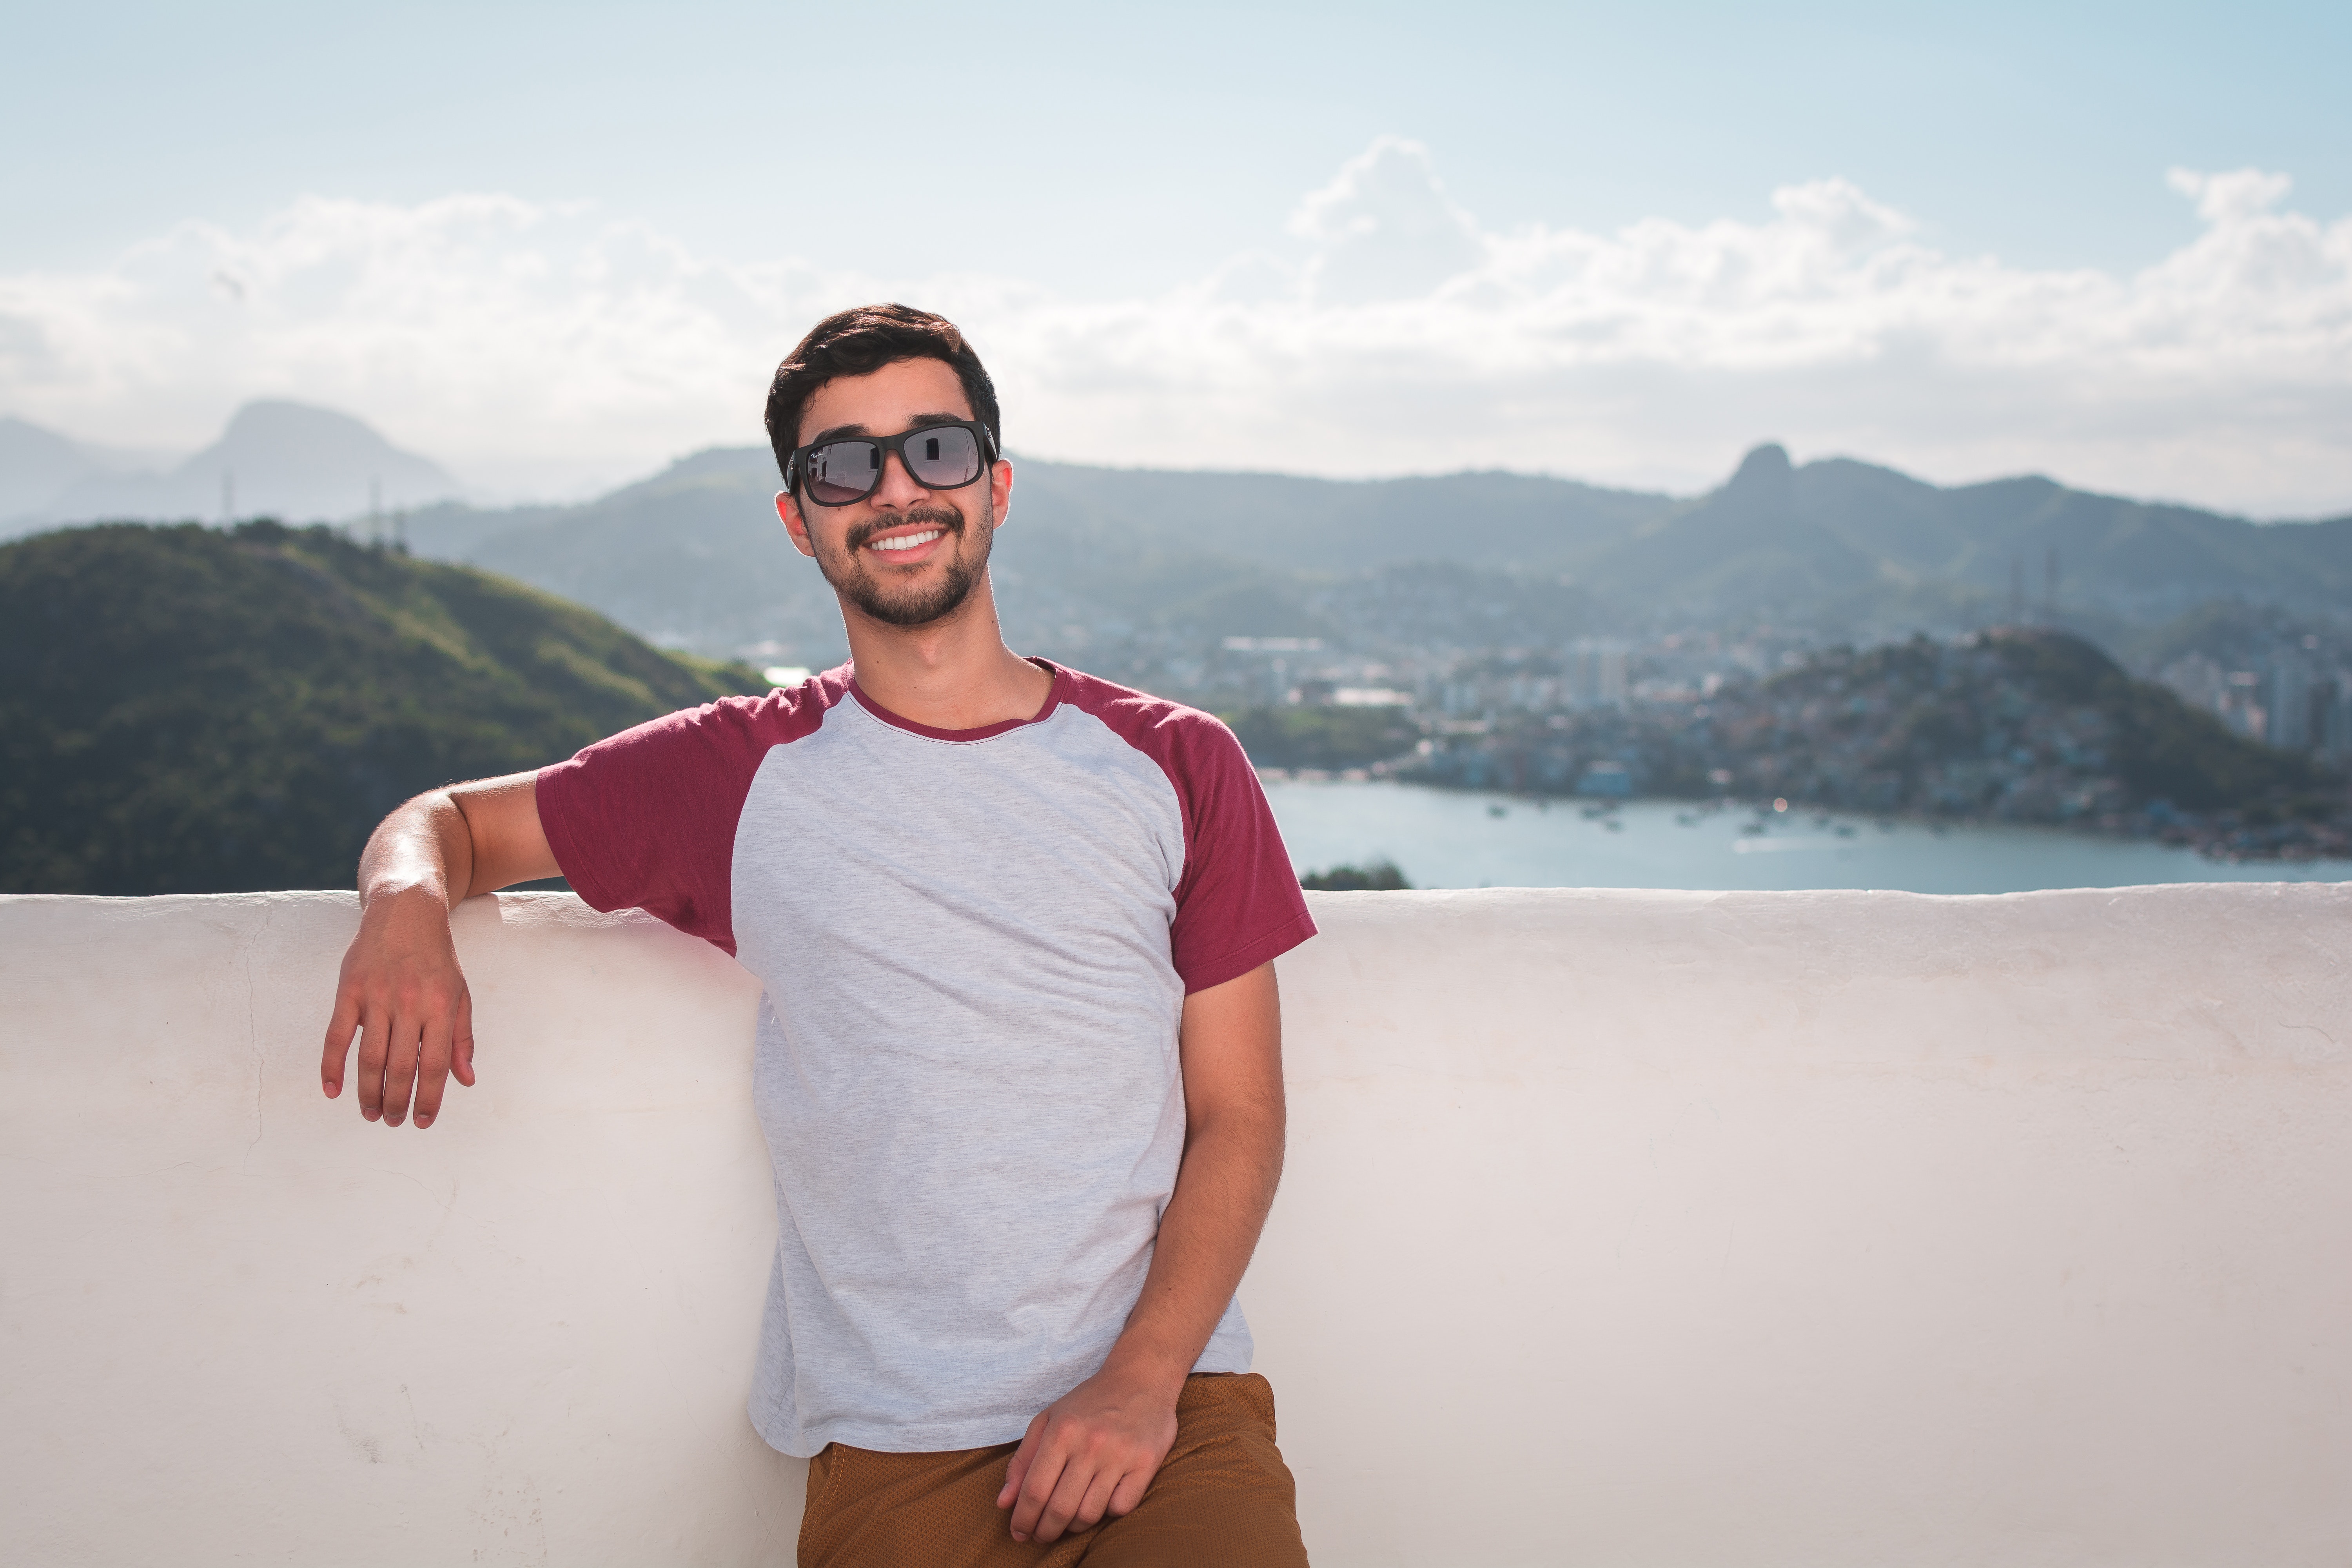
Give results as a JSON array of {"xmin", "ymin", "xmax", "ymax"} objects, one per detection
[{"xmin": 838, "ymin": 570, "xmax": 1054, "ymax": 731}]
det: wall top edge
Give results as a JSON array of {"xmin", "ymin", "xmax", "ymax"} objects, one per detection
[{"xmin": 2, "ymin": 880, "xmax": 2347, "ymax": 914}]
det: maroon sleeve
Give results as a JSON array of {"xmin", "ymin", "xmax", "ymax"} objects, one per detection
[
  {"xmin": 1060, "ymin": 670, "xmax": 1315, "ymax": 993},
  {"xmin": 1164, "ymin": 715, "xmax": 1317, "ymax": 991},
  {"xmin": 534, "ymin": 679, "xmax": 833, "ymax": 955}
]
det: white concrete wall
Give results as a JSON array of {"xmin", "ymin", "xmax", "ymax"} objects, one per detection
[{"xmin": 3, "ymin": 883, "xmax": 2348, "ymax": 1566}]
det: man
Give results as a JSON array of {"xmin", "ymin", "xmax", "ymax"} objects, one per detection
[{"xmin": 320, "ymin": 304, "xmax": 1318, "ymax": 1565}]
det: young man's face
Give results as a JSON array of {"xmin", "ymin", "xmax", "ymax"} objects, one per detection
[{"xmin": 775, "ymin": 356, "xmax": 1014, "ymax": 629}]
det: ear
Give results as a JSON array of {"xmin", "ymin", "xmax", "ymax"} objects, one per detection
[
  {"xmin": 775, "ymin": 490, "xmax": 817, "ymax": 559},
  {"xmin": 987, "ymin": 457, "xmax": 1014, "ymax": 530}
]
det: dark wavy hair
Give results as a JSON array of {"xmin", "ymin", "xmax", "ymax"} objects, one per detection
[{"xmin": 763, "ymin": 304, "xmax": 1001, "ymax": 492}]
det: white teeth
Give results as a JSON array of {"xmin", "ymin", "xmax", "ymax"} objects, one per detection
[{"xmin": 869, "ymin": 530, "xmax": 942, "ymax": 553}]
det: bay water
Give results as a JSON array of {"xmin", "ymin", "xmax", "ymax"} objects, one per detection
[{"xmin": 1264, "ymin": 779, "xmax": 2347, "ymax": 894}]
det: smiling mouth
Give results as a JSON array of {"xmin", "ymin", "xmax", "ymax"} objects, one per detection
[{"xmin": 867, "ymin": 529, "xmax": 943, "ymax": 554}]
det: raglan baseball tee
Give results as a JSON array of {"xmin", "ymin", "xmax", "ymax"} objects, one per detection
[{"xmin": 535, "ymin": 661, "xmax": 1316, "ymax": 1457}]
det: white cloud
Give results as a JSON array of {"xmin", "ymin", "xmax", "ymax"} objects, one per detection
[
  {"xmin": 0, "ymin": 194, "xmax": 832, "ymax": 499},
  {"xmin": 1285, "ymin": 136, "xmax": 1489, "ymax": 305},
  {"xmin": 2165, "ymin": 166, "xmax": 2293, "ymax": 226},
  {"xmin": 3, "ymin": 143, "xmax": 2349, "ymax": 515}
]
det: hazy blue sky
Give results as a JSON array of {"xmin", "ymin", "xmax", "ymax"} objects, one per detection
[
  {"xmin": 5, "ymin": 1, "xmax": 2348, "ymax": 512},
  {"xmin": 11, "ymin": 0, "xmax": 2345, "ymax": 283}
]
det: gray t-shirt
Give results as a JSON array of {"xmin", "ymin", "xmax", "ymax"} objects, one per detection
[{"xmin": 538, "ymin": 661, "xmax": 1316, "ymax": 1455}]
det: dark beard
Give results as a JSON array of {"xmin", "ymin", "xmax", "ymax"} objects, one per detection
[{"xmin": 820, "ymin": 501, "xmax": 989, "ymax": 628}]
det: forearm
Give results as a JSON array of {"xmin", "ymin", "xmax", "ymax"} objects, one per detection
[
  {"xmin": 359, "ymin": 767, "xmax": 555, "ymax": 907},
  {"xmin": 357, "ymin": 791, "xmax": 475, "ymax": 909},
  {"xmin": 1102, "ymin": 1103, "xmax": 1285, "ymax": 1397}
]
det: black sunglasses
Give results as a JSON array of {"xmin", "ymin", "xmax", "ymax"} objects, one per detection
[{"xmin": 788, "ymin": 420, "xmax": 998, "ymax": 507}]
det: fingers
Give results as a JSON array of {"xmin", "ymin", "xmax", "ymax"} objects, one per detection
[
  {"xmin": 1010, "ymin": 1423, "xmax": 1140, "ymax": 1544},
  {"xmin": 1025, "ymin": 1437, "xmax": 1129, "ymax": 1544},
  {"xmin": 996, "ymin": 1414, "xmax": 1044, "ymax": 1512},
  {"xmin": 1072, "ymin": 1465, "xmax": 1123, "ymax": 1533},
  {"xmin": 321, "ymin": 987, "xmax": 360, "ymax": 1098},
  {"xmin": 1009, "ymin": 1429, "xmax": 1071, "ymax": 1542},
  {"xmin": 1107, "ymin": 1465, "xmax": 1151, "ymax": 1520},
  {"xmin": 355, "ymin": 1005, "xmax": 391, "ymax": 1123},
  {"xmin": 378, "ymin": 1001, "xmax": 425, "ymax": 1128},
  {"xmin": 353, "ymin": 995, "xmax": 468, "ymax": 1129},
  {"xmin": 1034, "ymin": 1456, "xmax": 1095, "ymax": 1543},
  {"xmin": 1010, "ymin": 1449, "xmax": 1067, "ymax": 1542},
  {"xmin": 1000, "ymin": 1385, "xmax": 1174, "ymax": 1544},
  {"xmin": 451, "ymin": 987, "xmax": 477, "ymax": 1089},
  {"xmin": 412, "ymin": 1006, "xmax": 455, "ymax": 1129}
]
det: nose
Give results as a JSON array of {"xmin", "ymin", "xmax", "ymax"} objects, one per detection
[{"xmin": 867, "ymin": 446, "xmax": 932, "ymax": 509}]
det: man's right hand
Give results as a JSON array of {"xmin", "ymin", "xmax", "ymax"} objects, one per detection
[
  {"xmin": 320, "ymin": 771, "xmax": 556, "ymax": 1129},
  {"xmin": 322, "ymin": 883, "xmax": 477, "ymax": 1129}
]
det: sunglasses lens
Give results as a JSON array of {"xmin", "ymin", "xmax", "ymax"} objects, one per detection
[
  {"xmin": 805, "ymin": 440, "xmax": 881, "ymax": 505},
  {"xmin": 904, "ymin": 425, "xmax": 981, "ymax": 488}
]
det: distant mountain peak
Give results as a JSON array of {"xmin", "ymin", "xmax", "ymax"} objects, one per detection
[
  {"xmin": 1697, "ymin": 441, "xmax": 1796, "ymax": 526},
  {"xmin": 1728, "ymin": 442, "xmax": 1794, "ymax": 490},
  {"xmin": 218, "ymin": 399, "xmax": 390, "ymax": 444},
  {"xmin": 12, "ymin": 399, "xmax": 461, "ymax": 530},
  {"xmin": 194, "ymin": 399, "xmax": 456, "ymax": 493}
]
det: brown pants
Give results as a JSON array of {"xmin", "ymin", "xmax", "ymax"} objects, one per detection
[{"xmin": 799, "ymin": 1373, "xmax": 1309, "ymax": 1567}]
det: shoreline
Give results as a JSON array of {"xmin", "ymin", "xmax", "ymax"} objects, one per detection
[{"xmin": 1254, "ymin": 765, "xmax": 2352, "ymax": 867}]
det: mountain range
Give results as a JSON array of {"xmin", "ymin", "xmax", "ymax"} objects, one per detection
[
  {"xmin": 405, "ymin": 440, "xmax": 2352, "ymax": 666},
  {"xmin": 1, "ymin": 402, "xmax": 460, "ymax": 535},
  {"xmin": 9, "ymin": 403, "xmax": 2351, "ymax": 664}
]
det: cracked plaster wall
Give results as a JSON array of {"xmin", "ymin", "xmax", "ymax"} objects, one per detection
[{"xmin": 2, "ymin": 884, "xmax": 2348, "ymax": 1566}]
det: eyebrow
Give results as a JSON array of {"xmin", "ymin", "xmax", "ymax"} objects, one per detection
[{"xmin": 803, "ymin": 412, "xmax": 971, "ymax": 447}]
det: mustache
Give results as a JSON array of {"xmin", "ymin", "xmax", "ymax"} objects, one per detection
[{"xmin": 847, "ymin": 504, "xmax": 965, "ymax": 553}]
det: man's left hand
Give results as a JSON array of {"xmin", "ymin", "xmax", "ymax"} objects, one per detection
[{"xmin": 995, "ymin": 1365, "xmax": 1181, "ymax": 1543}]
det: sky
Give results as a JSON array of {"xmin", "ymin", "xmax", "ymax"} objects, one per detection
[{"xmin": 4, "ymin": 0, "xmax": 2348, "ymax": 514}]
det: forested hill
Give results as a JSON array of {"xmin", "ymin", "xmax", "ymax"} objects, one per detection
[{"xmin": 0, "ymin": 522, "xmax": 762, "ymax": 894}]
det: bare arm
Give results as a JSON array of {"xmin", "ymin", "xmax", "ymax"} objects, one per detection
[
  {"xmin": 319, "ymin": 771, "xmax": 558, "ymax": 1129},
  {"xmin": 998, "ymin": 960, "xmax": 1286, "ymax": 1543}
]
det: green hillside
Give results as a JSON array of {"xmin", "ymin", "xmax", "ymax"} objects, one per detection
[
  {"xmin": 1412, "ymin": 628, "xmax": 2348, "ymax": 858},
  {"xmin": 1712, "ymin": 629, "xmax": 2334, "ymax": 815},
  {"xmin": 0, "ymin": 521, "xmax": 764, "ymax": 894}
]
